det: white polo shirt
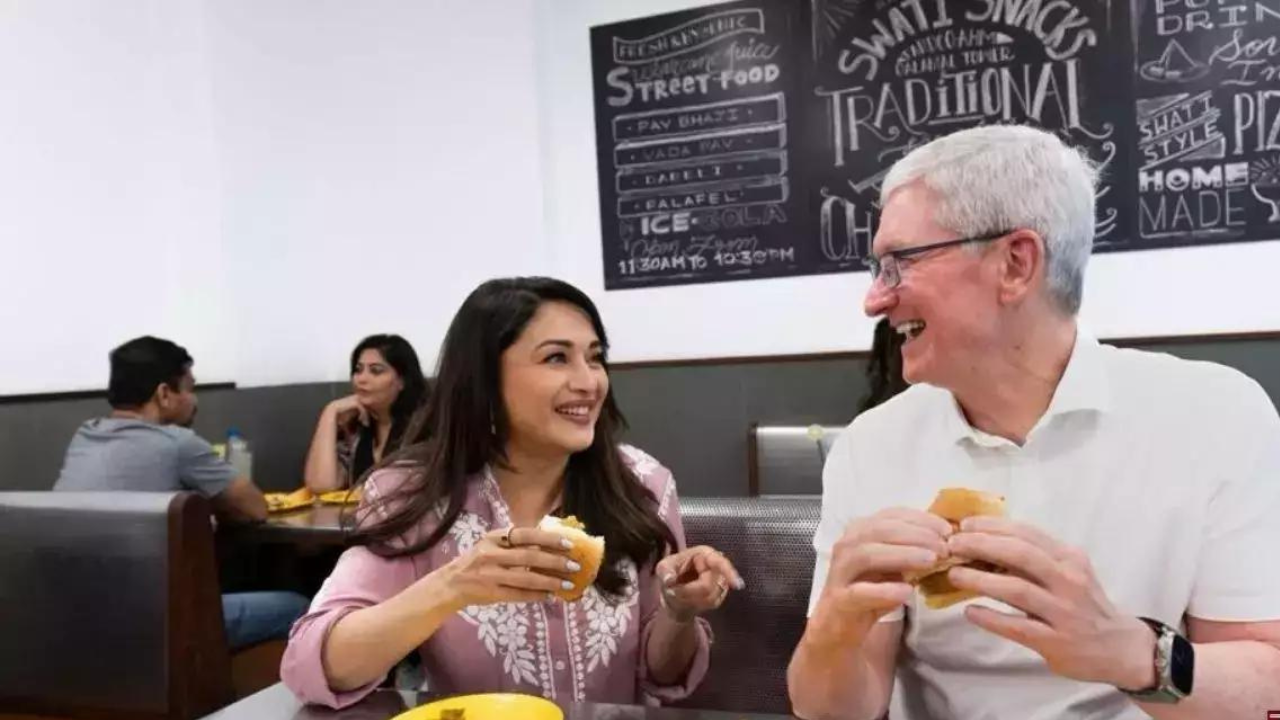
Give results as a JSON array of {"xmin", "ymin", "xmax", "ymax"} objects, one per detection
[{"xmin": 809, "ymin": 332, "xmax": 1280, "ymax": 720}]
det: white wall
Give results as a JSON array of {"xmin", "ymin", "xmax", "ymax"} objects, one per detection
[
  {"xmin": 534, "ymin": 0, "xmax": 1280, "ymax": 362},
  {"xmin": 203, "ymin": 0, "xmax": 548, "ymax": 386},
  {"xmin": 0, "ymin": 0, "xmax": 547, "ymax": 393},
  {"xmin": 4, "ymin": 0, "xmax": 1278, "ymax": 395},
  {"xmin": 0, "ymin": 0, "xmax": 233, "ymax": 394}
]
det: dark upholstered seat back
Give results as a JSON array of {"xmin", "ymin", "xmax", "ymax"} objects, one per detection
[
  {"xmin": 748, "ymin": 424, "xmax": 843, "ymax": 495},
  {"xmin": 674, "ymin": 496, "xmax": 820, "ymax": 715},
  {"xmin": 0, "ymin": 491, "xmax": 233, "ymax": 720}
]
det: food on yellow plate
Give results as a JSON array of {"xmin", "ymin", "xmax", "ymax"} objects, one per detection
[
  {"xmin": 537, "ymin": 514, "xmax": 605, "ymax": 601},
  {"xmin": 264, "ymin": 487, "xmax": 315, "ymax": 513},
  {"xmin": 393, "ymin": 693, "xmax": 561, "ymax": 720},
  {"xmin": 903, "ymin": 488, "xmax": 1006, "ymax": 609},
  {"xmin": 318, "ymin": 487, "xmax": 362, "ymax": 505},
  {"xmin": 286, "ymin": 487, "xmax": 314, "ymax": 502}
]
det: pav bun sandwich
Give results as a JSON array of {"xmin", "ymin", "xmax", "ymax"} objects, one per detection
[
  {"xmin": 537, "ymin": 515, "xmax": 605, "ymax": 601},
  {"xmin": 903, "ymin": 488, "xmax": 1006, "ymax": 609}
]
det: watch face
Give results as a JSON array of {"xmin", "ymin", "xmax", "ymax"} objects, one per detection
[{"xmin": 1170, "ymin": 633, "xmax": 1195, "ymax": 695}]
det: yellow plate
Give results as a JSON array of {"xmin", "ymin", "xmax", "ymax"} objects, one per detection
[
  {"xmin": 317, "ymin": 488, "xmax": 362, "ymax": 505},
  {"xmin": 264, "ymin": 488, "xmax": 315, "ymax": 513},
  {"xmin": 393, "ymin": 693, "xmax": 563, "ymax": 720}
]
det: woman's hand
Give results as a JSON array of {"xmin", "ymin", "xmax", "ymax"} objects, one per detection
[
  {"xmin": 432, "ymin": 527, "xmax": 582, "ymax": 613},
  {"xmin": 327, "ymin": 395, "xmax": 369, "ymax": 429},
  {"xmin": 655, "ymin": 546, "xmax": 745, "ymax": 622}
]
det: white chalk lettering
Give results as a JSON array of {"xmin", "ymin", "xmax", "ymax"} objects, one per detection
[
  {"xmin": 1138, "ymin": 187, "xmax": 1248, "ymax": 237},
  {"xmin": 1232, "ymin": 90, "xmax": 1280, "ymax": 153},
  {"xmin": 818, "ymin": 60, "xmax": 1086, "ymax": 166},
  {"xmin": 819, "ymin": 189, "xmax": 875, "ymax": 261},
  {"xmin": 690, "ymin": 204, "xmax": 788, "ymax": 232},
  {"xmin": 965, "ymin": 0, "xmax": 1098, "ymax": 60},
  {"xmin": 838, "ymin": 0, "xmax": 956, "ymax": 79},
  {"xmin": 712, "ymin": 246, "xmax": 795, "ymax": 267},
  {"xmin": 1154, "ymin": 0, "xmax": 1252, "ymax": 35},
  {"xmin": 1212, "ymin": 30, "xmax": 1280, "ymax": 87},
  {"xmin": 1137, "ymin": 162, "xmax": 1251, "ymax": 191},
  {"xmin": 607, "ymin": 64, "xmax": 780, "ymax": 108},
  {"xmin": 639, "ymin": 213, "xmax": 692, "ymax": 236}
]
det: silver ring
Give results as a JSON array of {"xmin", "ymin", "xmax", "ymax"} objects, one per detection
[{"xmin": 499, "ymin": 526, "xmax": 515, "ymax": 549}]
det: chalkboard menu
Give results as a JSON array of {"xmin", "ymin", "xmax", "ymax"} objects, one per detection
[
  {"xmin": 590, "ymin": 1, "xmax": 807, "ymax": 289},
  {"xmin": 805, "ymin": 0, "xmax": 1133, "ymax": 260},
  {"xmin": 1131, "ymin": 0, "xmax": 1280, "ymax": 248},
  {"xmin": 589, "ymin": 0, "xmax": 1280, "ymax": 289}
]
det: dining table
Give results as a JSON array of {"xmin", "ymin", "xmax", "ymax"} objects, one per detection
[
  {"xmin": 224, "ymin": 503, "xmax": 353, "ymax": 547},
  {"xmin": 214, "ymin": 502, "xmax": 354, "ymax": 597},
  {"xmin": 199, "ymin": 683, "xmax": 799, "ymax": 719}
]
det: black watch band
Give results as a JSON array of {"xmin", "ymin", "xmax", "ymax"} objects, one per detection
[{"xmin": 1122, "ymin": 616, "xmax": 1194, "ymax": 703}]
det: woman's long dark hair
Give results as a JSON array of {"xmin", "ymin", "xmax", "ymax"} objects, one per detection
[
  {"xmin": 350, "ymin": 334, "xmax": 429, "ymax": 455},
  {"xmin": 349, "ymin": 277, "xmax": 676, "ymax": 597},
  {"xmin": 858, "ymin": 318, "xmax": 909, "ymax": 414}
]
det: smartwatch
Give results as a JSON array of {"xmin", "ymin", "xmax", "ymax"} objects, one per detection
[{"xmin": 1122, "ymin": 616, "xmax": 1194, "ymax": 703}]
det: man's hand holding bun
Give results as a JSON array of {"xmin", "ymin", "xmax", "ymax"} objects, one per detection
[
  {"xmin": 905, "ymin": 488, "xmax": 1007, "ymax": 609},
  {"xmin": 810, "ymin": 507, "xmax": 954, "ymax": 648}
]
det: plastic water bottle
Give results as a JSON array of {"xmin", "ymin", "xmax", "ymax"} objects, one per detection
[{"xmin": 226, "ymin": 428, "xmax": 254, "ymax": 481}]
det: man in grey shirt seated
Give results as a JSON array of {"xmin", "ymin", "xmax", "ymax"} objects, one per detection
[{"xmin": 56, "ymin": 336, "xmax": 308, "ymax": 650}]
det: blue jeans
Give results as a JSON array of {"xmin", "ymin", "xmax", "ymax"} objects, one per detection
[{"xmin": 222, "ymin": 591, "xmax": 310, "ymax": 651}]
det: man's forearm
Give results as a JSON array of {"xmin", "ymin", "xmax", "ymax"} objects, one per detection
[
  {"xmin": 1136, "ymin": 641, "xmax": 1280, "ymax": 720},
  {"xmin": 789, "ymin": 630, "xmax": 890, "ymax": 720}
]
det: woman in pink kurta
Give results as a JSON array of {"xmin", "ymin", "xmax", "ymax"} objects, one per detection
[{"xmin": 281, "ymin": 278, "xmax": 742, "ymax": 709}]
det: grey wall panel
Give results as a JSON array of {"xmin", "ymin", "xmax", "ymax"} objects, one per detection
[
  {"xmin": 0, "ymin": 396, "xmax": 104, "ymax": 490},
  {"xmin": 738, "ymin": 359, "xmax": 868, "ymax": 427},
  {"xmin": 3, "ymin": 337, "xmax": 1277, "ymax": 497},
  {"xmin": 609, "ymin": 358, "xmax": 871, "ymax": 497},
  {"xmin": 1126, "ymin": 339, "xmax": 1280, "ymax": 404},
  {"xmin": 611, "ymin": 365, "xmax": 748, "ymax": 497},
  {"xmin": 610, "ymin": 338, "xmax": 1280, "ymax": 497},
  {"xmin": 191, "ymin": 383, "xmax": 348, "ymax": 492},
  {"xmin": 0, "ymin": 382, "xmax": 346, "ymax": 493}
]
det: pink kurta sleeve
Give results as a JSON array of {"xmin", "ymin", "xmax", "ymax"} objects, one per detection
[
  {"xmin": 280, "ymin": 468, "xmax": 424, "ymax": 708},
  {"xmin": 627, "ymin": 448, "xmax": 714, "ymax": 704}
]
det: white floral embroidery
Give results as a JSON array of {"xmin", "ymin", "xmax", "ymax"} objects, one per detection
[
  {"xmin": 448, "ymin": 511, "xmax": 488, "ymax": 555},
  {"xmin": 533, "ymin": 602, "xmax": 556, "ymax": 700},
  {"xmin": 461, "ymin": 602, "xmax": 540, "ymax": 686},
  {"xmin": 576, "ymin": 560, "xmax": 640, "ymax": 674},
  {"xmin": 656, "ymin": 473, "xmax": 675, "ymax": 520},
  {"xmin": 619, "ymin": 444, "xmax": 673, "ymax": 517},
  {"xmin": 479, "ymin": 466, "xmax": 513, "ymax": 528},
  {"xmin": 564, "ymin": 602, "xmax": 585, "ymax": 701},
  {"xmin": 430, "ymin": 500, "xmax": 453, "ymax": 554},
  {"xmin": 450, "ymin": 468, "xmax": 555, "ymax": 697},
  {"xmin": 619, "ymin": 444, "xmax": 660, "ymax": 478}
]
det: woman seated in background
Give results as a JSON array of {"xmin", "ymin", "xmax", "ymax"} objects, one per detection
[
  {"xmin": 303, "ymin": 334, "xmax": 428, "ymax": 493},
  {"xmin": 857, "ymin": 317, "xmax": 908, "ymax": 414},
  {"xmin": 282, "ymin": 277, "xmax": 742, "ymax": 708}
]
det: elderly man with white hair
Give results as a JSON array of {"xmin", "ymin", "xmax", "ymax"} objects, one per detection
[{"xmin": 788, "ymin": 124, "xmax": 1280, "ymax": 720}]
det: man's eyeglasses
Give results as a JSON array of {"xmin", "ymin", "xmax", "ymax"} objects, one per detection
[{"xmin": 863, "ymin": 231, "xmax": 1009, "ymax": 289}]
